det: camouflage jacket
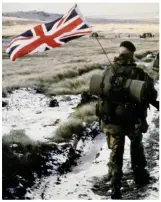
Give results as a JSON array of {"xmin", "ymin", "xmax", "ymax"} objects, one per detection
[{"xmin": 97, "ymin": 55, "xmax": 158, "ymax": 125}]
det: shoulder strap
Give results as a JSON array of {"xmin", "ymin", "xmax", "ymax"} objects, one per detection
[{"xmin": 130, "ymin": 67, "xmax": 145, "ymax": 80}]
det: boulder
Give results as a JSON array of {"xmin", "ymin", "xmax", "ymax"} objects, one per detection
[
  {"xmin": 2, "ymin": 101, "xmax": 8, "ymax": 107},
  {"xmin": 34, "ymin": 87, "xmax": 45, "ymax": 94},
  {"xmin": 49, "ymin": 98, "xmax": 59, "ymax": 107}
]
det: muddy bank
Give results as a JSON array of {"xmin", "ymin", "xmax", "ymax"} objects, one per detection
[{"xmin": 2, "ymin": 120, "xmax": 100, "ymax": 199}]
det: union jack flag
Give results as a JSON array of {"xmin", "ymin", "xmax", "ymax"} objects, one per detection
[{"xmin": 6, "ymin": 5, "xmax": 92, "ymax": 61}]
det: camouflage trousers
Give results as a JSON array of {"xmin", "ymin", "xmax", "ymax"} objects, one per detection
[{"xmin": 101, "ymin": 122, "xmax": 147, "ymax": 187}]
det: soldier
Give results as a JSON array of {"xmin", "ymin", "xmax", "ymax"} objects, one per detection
[{"xmin": 95, "ymin": 41, "xmax": 159, "ymax": 199}]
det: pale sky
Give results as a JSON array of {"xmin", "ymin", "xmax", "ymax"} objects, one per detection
[{"xmin": 2, "ymin": 3, "xmax": 159, "ymax": 17}]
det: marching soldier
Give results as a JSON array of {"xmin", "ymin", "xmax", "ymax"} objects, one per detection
[{"xmin": 94, "ymin": 41, "xmax": 159, "ymax": 199}]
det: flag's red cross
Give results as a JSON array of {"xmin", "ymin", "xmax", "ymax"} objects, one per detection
[{"xmin": 12, "ymin": 17, "xmax": 83, "ymax": 61}]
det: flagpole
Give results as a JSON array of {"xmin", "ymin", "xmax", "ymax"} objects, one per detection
[{"xmin": 94, "ymin": 35, "xmax": 116, "ymax": 74}]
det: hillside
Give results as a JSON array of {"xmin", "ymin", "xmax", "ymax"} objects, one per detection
[{"xmin": 2, "ymin": 11, "xmax": 159, "ymax": 24}]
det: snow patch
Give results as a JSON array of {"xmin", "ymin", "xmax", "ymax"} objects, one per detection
[{"xmin": 2, "ymin": 89, "xmax": 81, "ymax": 141}]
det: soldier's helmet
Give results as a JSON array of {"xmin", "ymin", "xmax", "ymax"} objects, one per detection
[{"xmin": 119, "ymin": 41, "xmax": 136, "ymax": 55}]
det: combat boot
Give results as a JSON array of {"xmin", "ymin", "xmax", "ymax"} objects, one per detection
[
  {"xmin": 106, "ymin": 165, "xmax": 123, "ymax": 183},
  {"xmin": 133, "ymin": 167, "xmax": 150, "ymax": 186},
  {"xmin": 111, "ymin": 184, "xmax": 122, "ymax": 199}
]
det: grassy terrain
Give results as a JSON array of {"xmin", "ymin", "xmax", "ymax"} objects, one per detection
[
  {"xmin": 2, "ymin": 21, "xmax": 159, "ymax": 95},
  {"xmin": 52, "ymin": 102, "xmax": 98, "ymax": 142}
]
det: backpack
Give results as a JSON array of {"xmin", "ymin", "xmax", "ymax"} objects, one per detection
[{"xmin": 93, "ymin": 65, "xmax": 148, "ymax": 125}]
